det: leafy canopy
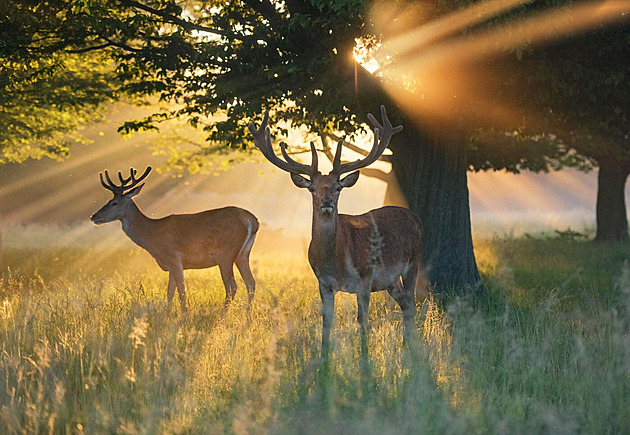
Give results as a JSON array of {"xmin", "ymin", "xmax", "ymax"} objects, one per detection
[
  {"xmin": 3, "ymin": 0, "xmax": 628, "ymax": 175},
  {"xmin": 0, "ymin": 1, "xmax": 118, "ymax": 163}
]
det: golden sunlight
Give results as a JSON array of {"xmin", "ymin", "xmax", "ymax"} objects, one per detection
[
  {"xmin": 0, "ymin": 104, "xmax": 612, "ymax": 250},
  {"xmin": 368, "ymin": 0, "xmax": 630, "ymax": 131}
]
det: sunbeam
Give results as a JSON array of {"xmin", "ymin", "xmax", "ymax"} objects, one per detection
[
  {"xmin": 371, "ymin": 0, "xmax": 630, "ymax": 132},
  {"xmin": 373, "ymin": 0, "xmax": 534, "ymax": 67},
  {"xmin": 0, "ymin": 140, "xmax": 132, "ymax": 200}
]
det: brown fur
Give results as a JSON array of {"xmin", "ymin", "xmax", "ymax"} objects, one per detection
[
  {"xmin": 310, "ymin": 207, "xmax": 422, "ymax": 291},
  {"xmin": 249, "ymin": 105, "xmax": 420, "ymax": 355},
  {"xmin": 92, "ymin": 190, "xmax": 258, "ymax": 312}
]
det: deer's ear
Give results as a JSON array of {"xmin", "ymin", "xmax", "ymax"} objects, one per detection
[
  {"xmin": 124, "ymin": 183, "xmax": 144, "ymax": 198},
  {"xmin": 290, "ymin": 173, "xmax": 312, "ymax": 189},
  {"xmin": 339, "ymin": 171, "xmax": 360, "ymax": 188}
]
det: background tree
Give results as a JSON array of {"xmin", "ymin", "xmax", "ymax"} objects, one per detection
[
  {"xmin": 459, "ymin": 13, "xmax": 630, "ymax": 242},
  {"xmin": 513, "ymin": 21, "xmax": 630, "ymax": 242},
  {"xmin": 377, "ymin": 0, "xmax": 630, "ymax": 242}
]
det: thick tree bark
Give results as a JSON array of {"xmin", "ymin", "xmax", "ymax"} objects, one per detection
[
  {"xmin": 389, "ymin": 120, "xmax": 484, "ymax": 293},
  {"xmin": 595, "ymin": 157, "xmax": 630, "ymax": 242},
  {"xmin": 352, "ymin": 63, "xmax": 483, "ymax": 293}
]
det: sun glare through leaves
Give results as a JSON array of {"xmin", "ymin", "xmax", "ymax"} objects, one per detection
[{"xmin": 364, "ymin": 0, "xmax": 630, "ymax": 132}]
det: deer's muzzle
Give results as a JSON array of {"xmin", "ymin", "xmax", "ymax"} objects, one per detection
[
  {"xmin": 320, "ymin": 197, "xmax": 334, "ymax": 214},
  {"xmin": 90, "ymin": 213, "xmax": 106, "ymax": 225}
]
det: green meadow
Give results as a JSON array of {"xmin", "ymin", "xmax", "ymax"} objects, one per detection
[{"xmin": 1, "ymin": 227, "xmax": 629, "ymax": 433}]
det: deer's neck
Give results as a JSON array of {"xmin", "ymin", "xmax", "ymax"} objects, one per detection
[
  {"xmin": 120, "ymin": 202, "xmax": 154, "ymax": 250},
  {"xmin": 310, "ymin": 210, "xmax": 340, "ymax": 271}
]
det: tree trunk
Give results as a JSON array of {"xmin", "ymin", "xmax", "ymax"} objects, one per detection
[
  {"xmin": 595, "ymin": 157, "xmax": 630, "ymax": 242},
  {"xmin": 352, "ymin": 62, "xmax": 483, "ymax": 293},
  {"xmin": 389, "ymin": 121, "xmax": 484, "ymax": 293}
]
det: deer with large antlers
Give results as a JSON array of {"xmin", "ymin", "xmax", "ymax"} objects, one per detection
[
  {"xmin": 90, "ymin": 166, "xmax": 259, "ymax": 312},
  {"xmin": 249, "ymin": 106, "xmax": 423, "ymax": 356}
]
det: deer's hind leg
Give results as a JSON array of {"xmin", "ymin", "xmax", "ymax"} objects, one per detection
[
  {"xmin": 234, "ymin": 251, "xmax": 256, "ymax": 304},
  {"xmin": 388, "ymin": 269, "xmax": 417, "ymax": 345},
  {"xmin": 218, "ymin": 262, "xmax": 238, "ymax": 307}
]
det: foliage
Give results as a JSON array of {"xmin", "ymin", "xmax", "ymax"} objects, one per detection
[
  {"xmin": 107, "ymin": 0, "xmax": 371, "ymax": 144},
  {"xmin": 10, "ymin": 0, "xmax": 621, "ymax": 176},
  {"xmin": 1, "ymin": 228, "xmax": 630, "ymax": 432},
  {"xmin": 147, "ymin": 117, "xmax": 252, "ymax": 176},
  {"xmin": 468, "ymin": 131, "xmax": 595, "ymax": 174},
  {"xmin": 418, "ymin": 0, "xmax": 630, "ymax": 173},
  {"xmin": 3, "ymin": 1, "xmax": 628, "ymax": 173},
  {"xmin": 0, "ymin": 1, "xmax": 118, "ymax": 163},
  {"xmin": 499, "ymin": 16, "xmax": 630, "ymax": 165}
]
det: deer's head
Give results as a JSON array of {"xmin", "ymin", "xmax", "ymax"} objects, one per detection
[
  {"xmin": 289, "ymin": 156, "xmax": 360, "ymax": 217},
  {"xmin": 91, "ymin": 167, "xmax": 152, "ymax": 224},
  {"xmin": 248, "ymin": 106, "xmax": 402, "ymax": 217}
]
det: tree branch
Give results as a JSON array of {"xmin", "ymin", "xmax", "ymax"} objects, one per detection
[
  {"xmin": 99, "ymin": 35, "xmax": 143, "ymax": 53},
  {"xmin": 66, "ymin": 43, "xmax": 113, "ymax": 53},
  {"xmin": 359, "ymin": 167, "xmax": 393, "ymax": 182},
  {"xmin": 284, "ymin": 0, "xmax": 310, "ymax": 15},
  {"xmin": 326, "ymin": 133, "xmax": 392, "ymax": 163},
  {"xmin": 118, "ymin": 0, "xmax": 241, "ymax": 40},
  {"xmin": 241, "ymin": 0, "xmax": 285, "ymax": 28},
  {"xmin": 318, "ymin": 133, "xmax": 335, "ymax": 161}
]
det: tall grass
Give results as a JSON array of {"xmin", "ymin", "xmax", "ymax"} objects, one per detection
[{"xmin": 1, "ymin": 229, "xmax": 629, "ymax": 433}]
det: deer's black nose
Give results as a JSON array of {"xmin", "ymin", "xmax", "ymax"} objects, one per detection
[{"xmin": 320, "ymin": 197, "xmax": 334, "ymax": 214}]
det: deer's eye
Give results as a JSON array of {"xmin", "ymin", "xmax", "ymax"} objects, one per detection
[
  {"xmin": 111, "ymin": 201, "xmax": 118, "ymax": 206},
  {"xmin": 336, "ymin": 186, "xmax": 342, "ymax": 192}
]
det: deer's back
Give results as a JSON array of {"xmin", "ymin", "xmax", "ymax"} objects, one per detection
[{"xmin": 148, "ymin": 206, "xmax": 258, "ymax": 270}]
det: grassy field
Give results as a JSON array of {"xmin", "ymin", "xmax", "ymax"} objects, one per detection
[{"xmin": 1, "ymin": 227, "xmax": 629, "ymax": 434}]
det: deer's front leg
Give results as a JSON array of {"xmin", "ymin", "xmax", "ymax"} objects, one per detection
[
  {"xmin": 172, "ymin": 265, "xmax": 188, "ymax": 312},
  {"xmin": 167, "ymin": 272, "xmax": 177, "ymax": 313},
  {"xmin": 319, "ymin": 281, "xmax": 335, "ymax": 358},
  {"xmin": 357, "ymin": 289, "xmax": 371, "ymax": 356}
]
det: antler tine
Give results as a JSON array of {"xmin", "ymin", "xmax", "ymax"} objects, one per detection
[
  {"xmin": 98, "ymin": 167, "xmax": 151, "ymax": 195},
  {"xmin": 332, "ymin": 137, "xmax": 344, "ymax": 170},
  {"xmin": 335, "ymin": 105, "xmax": 403, "ymax": 175},
  {"xmin": 280, "ymin": 141, "xmax": 318, "ymax": 174},
  {"xmin": 118, "ymin": 170, "xmax": 132, "ymax": 186},
  {"xmin": 104, "ymin": 170, "xmax": 121, "ymax": 191},
  {"xmin": 121, "ymin": 166, "xmax": 152, "ymax": 193},
  {"xmin": 130, "ymin": 166, "xmax": 151, "ymax": 184},
  {"xmin": 309, "ymin": 141, "xmax": 318, "ymax": 172},
  {"xmin": 100, "ymin": 172, "xmax": 115, "ymax": 192},
  {"xmin": 248, "ymin": 110, "xmax": 317, "ymax": 176}
]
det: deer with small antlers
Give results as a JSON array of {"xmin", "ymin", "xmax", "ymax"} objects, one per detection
[
  {"xmin": 249, "ymin": 106, "xmax": 423, "ymax": 356},
  {"xmin": 90, "ymin": 166, "xmax": 259, "ymax": 312}
]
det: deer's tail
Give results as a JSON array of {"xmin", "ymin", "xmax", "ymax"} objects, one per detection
[{"xmin": 238, "ymin": 214, "xmax": 259, "ymax": 259}]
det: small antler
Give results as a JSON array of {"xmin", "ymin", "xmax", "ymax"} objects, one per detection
[
  {"xmin": 99, "ymin": 166, "xmax": 152, "ymax": 195},
  {"xmin": 248, "ymin": 111, "xmax": 319, "ymax": 176},
  {"xmin": 333, "ymin": 105, "xmax": 403, "ymax": 175}
]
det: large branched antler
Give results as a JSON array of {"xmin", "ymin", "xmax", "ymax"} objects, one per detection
[
  {"xmin": 99, "ymin": 166, "xmax": 152, "ymax": 195},
  {"xmin": 248, "ymin": 111, "xmax": 319, "ymax": 176},
  {"xmin": 333, "ymin": 105, "xmax": 403, "ymax": 175}
]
